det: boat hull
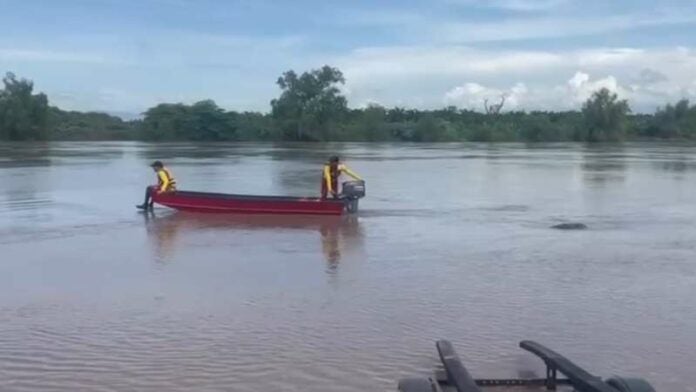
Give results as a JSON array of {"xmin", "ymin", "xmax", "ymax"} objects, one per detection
[{"xmin": 152, "ymin": 190, "xmax": 346, "ymax": 215}]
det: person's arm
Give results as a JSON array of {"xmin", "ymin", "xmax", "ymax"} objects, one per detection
[
  {"xmin": 340, "ymin": 164, "xmax": 362, "ymax": 181},
  {"xmin": 158, "ymin": 171, "xmax": 169, "ymax": 193},
  {"xmin": 323, "ymin": 165, "xmax": 334, "ymax": 194}
]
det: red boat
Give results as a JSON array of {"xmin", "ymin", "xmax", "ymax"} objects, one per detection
[{"xmin": 151, "ymin": 181, "xmax": 365, "ymax": 216}]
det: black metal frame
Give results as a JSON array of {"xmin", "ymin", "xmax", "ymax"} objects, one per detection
[
  {"xmin": 518, "ymin": 340, "xmax": 617, "ymax": 392},
  {"xmin": 400, "ymin": 340, "xmax": 655, "ymax": 392}
]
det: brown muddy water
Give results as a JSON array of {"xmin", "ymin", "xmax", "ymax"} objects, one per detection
[{"xmin": 1, "ymin": 142, "xmax": 695, "ymax": 391}]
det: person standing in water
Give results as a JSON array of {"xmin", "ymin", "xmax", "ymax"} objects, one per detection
[
  {"xmin": 321, "ymin": 156, "xmax": 361, "ymax": 199},
  {"xmin": 137, "ymin": 161, "xmax": 177, "ymax": 210}
]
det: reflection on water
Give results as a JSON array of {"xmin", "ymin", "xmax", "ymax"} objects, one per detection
[
  {"xmin": 580, "ymin": 145, "xmax": 627, "ymax": 185},
  {"xmin": 267, "ymin": 143, "xmax": 352, "ymax": 196},
  {"xmin": 2, "ymin": 142, "xmax": 696, "ymax": 392},
  {"xmin": 0, "ymin": 145, "xmax": 55, "ymax": 230},
  {"xmin": 654, "ymin": 158, "xmax": 696, "ymax": 175},
  {"xmin": 142, "ymin": 211, "xmax": 180, "ymax": 263},
  {"xmin": 0, "ymin": 143, "xmax": 53, "ymax": 168},
  {"xmin": 137, "ymin": 142, "xmax": 242, "ymax": 162},
  {"xmin": 143, "ymin": 211, "xmax": 363, "ymax": 270}
]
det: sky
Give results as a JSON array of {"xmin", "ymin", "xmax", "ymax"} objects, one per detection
[{"xmin": 1, "ymin": 0, "xmax": 696, "ymax": 117}]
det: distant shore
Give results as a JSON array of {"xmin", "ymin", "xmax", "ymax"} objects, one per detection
[{"xmin": 3, "ymin": 68, "xmax": 696, "ymax": 143}]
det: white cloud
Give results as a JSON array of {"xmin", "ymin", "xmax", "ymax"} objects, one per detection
[
  {"xmin": 444, "ymin": 82, "xmax": 529, "ymax": 110},
  {"xmin": 332, "ymin": 45, "xmax": 696, "ymax": 112},
  {"xmin": 636, "ymin": 68, "xmax": 669, "ymax": 84},
  {"xmin": 48, "ymin": 87, "xmax": 154, "ymax": 114},
  {"xmin": 3, "ymin": 0, "xmax": 696, "ymax": 116},
  {"xmin": 315, "ymin": 4, "xmax": 696, "ymax": 44},
  {"xmin": 337, "ymin": 46, "xmax": 564, "ymax": 80},
  {"xmin": 6, "ymin": 30, "xmax": 313, "ymax": 114},
  {"xmin": 443, "ymin": 73, "xmax": 622, "ymax": 112},
  {"xmin": 442, "ymin": 71, "xmax": 677, "ymax": 113},
  {"xmin": 0, "ymin": 49, "xmax": 117, "ymax": 64},
  {"xmin": 327, "ymin": 9, "xmax": 425, "ymax": 27},
  {"xmin": 438, "ymin": 11, "xmax": 696, "ymax": 43},
  {"xmin": 444, "ymin": 82, "xmax": 489, "ymax": 108},
  {"xmin": 28, "ymin": 42, "xmax": 696, "ymax": 114},
  {"xmin": 567, "ymin": 72, "xmax": 590, "ymax": 89},
  {"xmin": 490, "ymin": 0, "xmax": 569, "ymax": 11},
  {"xmin": 447, "ymin": 0, "xmax": 570, "ymax": 11},
  {"xmin": 177, "ymin": 32, "xmax": 306, "ymax": 50},
  {"xmin": 564, "ymin": 72, "xmax": 624, "ymax": 104}
]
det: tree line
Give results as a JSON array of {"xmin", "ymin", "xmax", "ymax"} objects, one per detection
[{"xmin": 1, "ymin": 68, "xmax": 695, "ymax": 142}]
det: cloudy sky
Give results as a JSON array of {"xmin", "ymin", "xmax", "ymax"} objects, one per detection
[{"xmin": 1, "ymin": 0, "xmax": 696, "ymax": 116}]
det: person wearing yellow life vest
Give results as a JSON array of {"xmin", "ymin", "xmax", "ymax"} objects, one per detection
[
  {"xmin": 137, "ymin": 161, "xmax": 177, "ymax": 210},
  {"xmin": 321, "ymin": 156, "xmax": 361, "ymax": 199}
]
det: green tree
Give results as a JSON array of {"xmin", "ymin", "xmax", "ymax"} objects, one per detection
[
  {"xmin": 643, "ymin": 99, "xmax": 696, "ymax": 139},
  {"xmin": 186, "ymin": 100, "xmax": 232, "ymax": 140},
  {"xmin": 48, "ymin": 108, "xmax": 136, "ymax": 140},
  {"xmin": 13, "ymin": 69, "xmax": 696, "ymax": 144},
  {"xmin": 270, "ymin": 65, "xmax": 347, "ymax": 141},
  {"xmin": 580, "ymin": 88, "xmax": 630, "ymax": 142},
  {"xmin": 412, "ymin": 114, "xmax": 456, "ymax": 142},
  {"xmin": 518, "ymin": 114, "xmax": 555, "ymax": 142},
  {"xmin": 0, "ymin": 72, "xmax": 50, "ymax": 140},
  {"xmin": 140, "ymin": 100, "xmax": 233, "ymax": 141},
  {"xmin": 141, "ymin": 103, "xmax": 190, "ymax": 140},
  {"xmin": 232, "ymin": 111, "xmax": 278, "ymax": 141},
  {"xmin": 354, "ymin": 104, "xmax": 391, "ymax": 141}
]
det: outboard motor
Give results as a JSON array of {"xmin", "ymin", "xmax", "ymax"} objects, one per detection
[{"xmin": 341, "ymin": 180, "xmax": 366, "ymax": 213}]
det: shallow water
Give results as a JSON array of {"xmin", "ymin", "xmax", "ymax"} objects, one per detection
[{"xmin": 1, "ymin": 142, "xmax": 695, "ymax": 391}]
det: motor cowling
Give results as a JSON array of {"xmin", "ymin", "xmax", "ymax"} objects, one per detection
[
  {"xmin": 341, "ymin": 180, "xmax": 365, "ymax": 214},
  {"xmin": 342, "ymin": 180, "xmax": 366, "ymax": 200}
]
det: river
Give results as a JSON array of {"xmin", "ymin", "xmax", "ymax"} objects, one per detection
[{"xmin": 1, "ymin": 142, "xmax": 695, "ymax": 391}]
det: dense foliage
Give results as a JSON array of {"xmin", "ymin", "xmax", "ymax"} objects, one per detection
[
  {"xmin": 580, "ymin": 88, "xmax": 631, "ymax": 142},
  {"xmin": 141, "ymin": 100, "xmax": 231, "ymax": 141},
  {"xmin": 2, "ymin": 69, "xmax": 696, "ymax": 142},
  {"xmin": 0, "ymin": 73, "xmax": 49, "ymax": 140},
  {"xmin": 48, "ymin": 108, "xmax": 136, "ymax": 140},
  {"xmin": 270, "ymin": 66, "xmax": 348, "ymax": 141}
]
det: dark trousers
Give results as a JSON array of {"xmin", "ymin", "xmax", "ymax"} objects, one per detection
[
  {"xmin": 321, "ymin": 178, "xmax": 338, "ymax": 199},
  {"xmin": 143, "ymin": 186, "xmax": 156, "ymax": 206}
]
